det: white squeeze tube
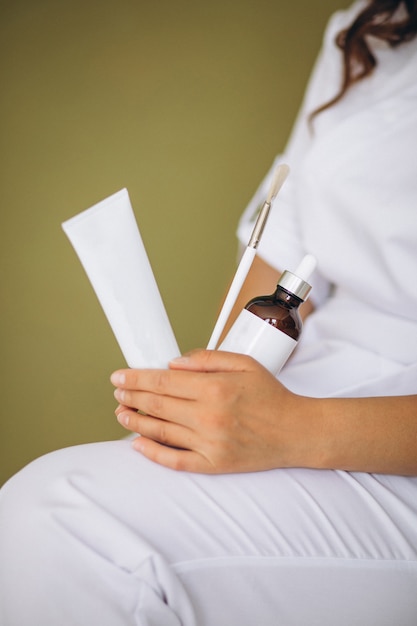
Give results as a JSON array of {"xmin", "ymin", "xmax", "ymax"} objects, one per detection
[{"xmin": 62, "ymin": 188, "xmax": 181, "ymax": 369}]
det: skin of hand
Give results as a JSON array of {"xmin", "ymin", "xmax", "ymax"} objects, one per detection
[
  {"xmin": 111, "ymin": 349, "xmax": 319, "ymax": 474},
  {"xmin": 110, "ymin": 256, "xmax": 318, "ymax": 474},
  {"xmin": 111, "ymin": 350, "xmax": 417, "ymax": 476}
]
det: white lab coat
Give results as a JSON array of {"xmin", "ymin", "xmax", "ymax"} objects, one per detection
[{"xmin": 237, "ymin": 2, "xmax": 417, "ymax": 399}]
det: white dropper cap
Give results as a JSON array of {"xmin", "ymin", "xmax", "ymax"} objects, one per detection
[
  {"xmin": 278, "ymin": 254, "xmax": 317, "ymax": 301},
  {"xmin": 294, "ymin": 254, "xmax": 317, "ymax": 281}
]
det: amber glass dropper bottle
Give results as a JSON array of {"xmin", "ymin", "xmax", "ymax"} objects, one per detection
[{"xmin": 219, "ymin": 254, "xmax": 316, "ymax": 375}]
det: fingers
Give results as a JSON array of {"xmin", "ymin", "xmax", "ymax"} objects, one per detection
[
  {"xmin": 115, "ymin": 405, "xmax": 195, "ymax": 450},
  {"xmin": 110, "ymin": 353, "xmax": 261, "ymax": 417},
  {"xmin": 113, "ymin": 386, "xmax": 196, "ymax": 428},
  {"xmin": 131, "ymin": 437, "xmax": 216, "ymax": 473},
  {"xmin": 110, "ymin": 351, "xmax": 259, "ymax": 396},
  {"xmin": 169, "ymin": 350, "xmax": 259, "ymax": 373},
  {"xmin": 110, "ymin": 352, "xmax": 266, "ymax": 430},
  {"xmin": 111, "ymin": 367, "xmax": 201, "ymax": 402},
  {"xmin": 115, "ymin": 404, "xmax": 214, "ymax": 472}
]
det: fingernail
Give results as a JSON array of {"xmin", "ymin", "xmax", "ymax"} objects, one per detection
[
  {"xmin": 114, "ymin": 388, "xmax": 125, "ymax": 402},
  {"xmin": 132, "ymin": 437, "xmax": 144, "ymax": 452},
  {"xmin": 111, "ymin": 371, "xmax": 126, "ymax": 385},
  {"xmin": 117, "ymin": 412, "xmax": 129, "ymax": 427},
  {"xmin": 170, "ymin": 356, "xmax": 190, "ymax": 364}
]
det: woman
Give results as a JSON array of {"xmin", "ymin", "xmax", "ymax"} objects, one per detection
[{"xmin": 1, "ymin": 1, "xmax": 417, "ymax": 624}]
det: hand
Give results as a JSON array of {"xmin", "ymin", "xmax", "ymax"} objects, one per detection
[{"xmin": 110, "ymin": 350, "xmax": 315, "ymax": 474}]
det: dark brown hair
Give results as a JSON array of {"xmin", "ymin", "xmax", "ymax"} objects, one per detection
[{"xmin": 312, "ymin": 0, "xmax": 417, "ymax": 118}]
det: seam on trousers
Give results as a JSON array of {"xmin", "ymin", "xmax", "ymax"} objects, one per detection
[{"xmin": 172, "ymin": 554, "xmax": 417, "ymax": 575}]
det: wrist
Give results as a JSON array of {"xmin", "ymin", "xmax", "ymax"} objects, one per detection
[{"xmin": 280, "ymin": 393, "xmax": 330, "ymax": 470}]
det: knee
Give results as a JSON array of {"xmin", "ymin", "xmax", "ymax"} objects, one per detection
[{"xmin": 0, "ymin": 451, "xmax": 61, "ymax": 539}]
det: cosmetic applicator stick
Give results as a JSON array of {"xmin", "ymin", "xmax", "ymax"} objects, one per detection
[{"xmin": 207, "ymin": 163, "xmax": 290, "ymax": 350}]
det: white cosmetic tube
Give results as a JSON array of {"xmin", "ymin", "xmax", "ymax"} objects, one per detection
[{"xmin": 62, "ymin": 188, "xmax": 180, "ymax": 368}]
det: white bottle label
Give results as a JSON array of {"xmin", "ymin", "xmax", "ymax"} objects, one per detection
[{"xmin": 219, "ymin": 309, "xmax": 297, "ymax": 375}]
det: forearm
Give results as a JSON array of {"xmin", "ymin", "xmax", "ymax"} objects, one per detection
[
  {"xmin": 301, "ymin": 394, "xmax": 417, "ymax": 476},
  {"xmin": 111, "ymin": 351, "xmax": 416, "ymax": 476}
]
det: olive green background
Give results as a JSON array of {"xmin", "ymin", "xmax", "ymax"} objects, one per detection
[{"xmin": 0, "ymin": 0, "xmax": 348, "ymax": 485}]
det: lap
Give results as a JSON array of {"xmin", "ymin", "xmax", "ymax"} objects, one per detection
[{"xmin": 1, "ymin": 440, "xmax": 417, "ymax": 625}]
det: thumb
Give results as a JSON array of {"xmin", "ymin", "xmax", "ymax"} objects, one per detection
[{"xmin": 169, "ymin": 349, "xmax": 258, "ymax": 373}]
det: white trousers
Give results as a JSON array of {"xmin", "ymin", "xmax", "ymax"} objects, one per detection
[{"xmin": 1, "ymin": 439, "xmax": 417, "ymax": 625}]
